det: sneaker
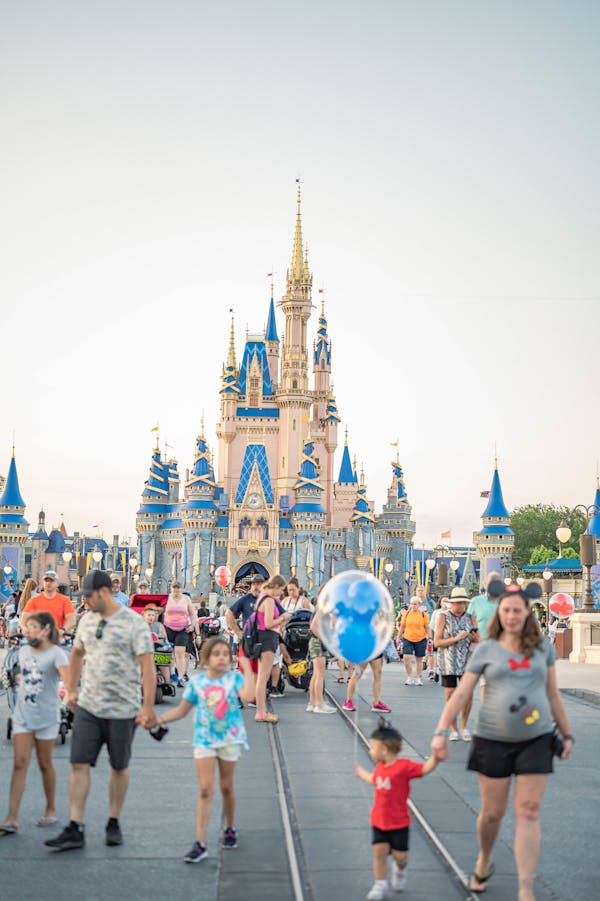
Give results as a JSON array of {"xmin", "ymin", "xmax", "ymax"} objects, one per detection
[
  {"xmin": 182, "ymin": 673, "xmax": 190, "ymax": 683},
  {"xmin": 184, "ymin": 840, "xmax": 208, "ymax": 863},
  {"xmin": 449, "ymin": 730, "xmax": 460, "ymax": 741},
  {"xmin": 391, "ymin": 860, "xmax": 407, "ymax": 891},
  {"xmin": 461, "ymin": 728, "xmax": 472, "ymax": 742},
  {"xmin": 366, "ymin": 883, "xmax": 388, "ymax": 900},
  {"xmin": 222, "ymin": 827, "xmax": 237, "ymax": 849},
  {"xmin": 269, "ymin": 690, "xmax": 284, "ymax": 698},
  {"xmin": 342, "ymin": 699, "xmax": 356, "ymax": 712},
  {"xmin": 434, "ymin": 672, "xmax": 440, "ymax": 683},
  {"xmin": 254, "ymin": 712, "xmax": 278, "ymax": 723},
  {"xmin": 313, "ymin": 703, "xmax": 336, "ymax": 714},
  {"xmin": 45, "ymin": 823, "xmax": 85, "ymax": 851},
  {"xmin": 105, "ymin": 818, "xmax": 122, "ymax": 846},
  {"xmin": 372, "ymin": 701, "xmax": 392, "ymax": 713},
  {"xmin": 414, "ymin": 678, "xmax": 423, "ymax": 686},
  {"xmin": 404, "ymin": 678, "xmax": 414, "ymax": 686},
  {"xmin": 305, "ymin": 704, "xmax": 315, "ymax": 713},
  {"xmin": 247, "ymin": 701, "xmax": 257, "ymax": 708},
  {"xmin": 428, "ymin": 671, "xmax": 436, "ymax": 681}
]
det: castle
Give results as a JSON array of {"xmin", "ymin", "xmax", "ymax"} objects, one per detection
[{"xmin": 135, "ymin": 187, "xmax": 417, "ymax": 595}]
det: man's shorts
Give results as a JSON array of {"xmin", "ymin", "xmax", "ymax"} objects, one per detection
[
  {"xmin": 194, "ymin": 744, "xmax": 242, "ymax": 762},
  {"xmin": 237, "ymin": 643, "xmax": 259, "ymax": 674},
  {"xmin": 70, "ymin": 706, "xmax": 136, "ymax": 771},
  {"xmin": 12, "ymin": 721, "xmax": 59, "ymax": 741},
  {"xmin": 372, "ymin": 825, "xmax": 410, "ymax": 851},
  {"xmin": 467, "ymin": 732, "xmax": 554, "ymax": 778},
  {"xmin": 308, "ymin": 636, "xmax": 326, "ymax": 659}
]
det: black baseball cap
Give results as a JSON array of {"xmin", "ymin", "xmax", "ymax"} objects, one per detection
[
  {"xmin": 82, "ymin": 571, "xmax": 113, "ymax": 596},
  {"xmin": 250, "ymin": 574, "xmax": 265, "ymax": 584}
]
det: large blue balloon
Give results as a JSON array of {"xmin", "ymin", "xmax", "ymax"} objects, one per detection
[{"xmin": 335, "ymin": 618, "xmax": 377, "ymax": 664}]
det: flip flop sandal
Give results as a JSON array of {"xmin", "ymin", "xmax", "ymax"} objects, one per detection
[
  {"xmin": 470, "ymin": 863, "xmax": 495, "ymax": 893},
  {"xmin": 36, "ymin": 816, "xmax": 58, "ymax": 827},
  {"xmin": 335, "ymin": 677, "xmax": 345, "ymax": 683},
  {"xmin": 0, "ymin": 825, "xmax": 17, "ymax": 836}
]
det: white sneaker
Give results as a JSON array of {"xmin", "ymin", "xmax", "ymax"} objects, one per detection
[
  {"xmin": 366, "ymin": 883, "xmax": 388, "ymax": 900},
  {"xmin": 391, "ymin": 861, "xmax": 407, "ymax": 891},
  {"xmin": 449, "ymin": 730, "xmax": 460, "ymax": 741},
  {"xmin": 461, "ymin": 728, "xmax": 472, "ymax": 741},
  {"xmin": 313, "ymin": 703, "xmax": 336, "ymax": 714},
  {"xmin": 414, "ymin": 678, "xmax": 423, "ymax": 686},
  {"xmin": 404, "ymin": 678, "xmax": 414, "ymax": 686},
  {"xmin": 305, "ymin": 704, "xmax": 315, "ymax": 713}
]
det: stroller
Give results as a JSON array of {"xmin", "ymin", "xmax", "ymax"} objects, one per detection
[
  {"xmin": 129, "ymin": 593, "xmax": 177, "ymax": 702},
  {"xmin": 281, "ymin": 609, "xmax": 313, "ymax": 691}
]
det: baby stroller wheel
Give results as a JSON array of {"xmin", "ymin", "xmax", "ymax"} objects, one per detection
[
  {"xmin": 162, "ymin": 683, "xmax": 176, "ymax": 698},
  {"xmin": 7, "ymin": 717, "xmax": 12, "ymax": 740},
  {"xmin": 155, "ymin": 685, "xmax": 164, "ymax": 705},
  {"xmin": 59, "ymin": 722, "xmax": 68, "ymax": 745}
]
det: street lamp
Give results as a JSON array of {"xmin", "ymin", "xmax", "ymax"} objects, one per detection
[
  {"xmin": 62, "ymin": 551, "xmax": 73, "ymax": 566},
  {"xmin": 92, "ymin": 547, "xmax": 103, "ymax": 569},
  {"xmin": 556, "ymin": 505, "xmax": 600, "ymax": 613},
  {"xmin": 145, "ymin": 566, "xmax": 153, "ymax": 586},
  {"xmin": 3, "ymin": 564, "xmax": 12, "ymax": 575}
]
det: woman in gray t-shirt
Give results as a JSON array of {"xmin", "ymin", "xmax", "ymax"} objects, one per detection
[
  {"xmin": 0, "ymin": 612, "xmax": 69, "ymax": 835},
  {"xmin": 430, "ymin": 581, "xmax": 574, "ymax": 899}
]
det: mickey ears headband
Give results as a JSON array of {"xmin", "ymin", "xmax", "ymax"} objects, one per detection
[{"xmin": 488, "ymin": 579, "xmax": 543, "ymax": 602}]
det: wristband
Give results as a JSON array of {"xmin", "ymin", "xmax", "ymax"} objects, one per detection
[
  {"xmin": 433, "ymin": 729, "xmax": 449, "ymax": 737},
  {"xmin": 563, "ymin": 734, "xmax": 575, "ymax": 743}
]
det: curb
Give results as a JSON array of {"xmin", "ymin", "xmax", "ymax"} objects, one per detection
[{"xmin": 560, "ymin": 687, "xmax": 600, "ymax": 706}]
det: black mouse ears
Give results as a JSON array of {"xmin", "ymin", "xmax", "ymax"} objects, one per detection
[{"xmin": 489, "ymin": 579, "xmax": 543, "ymax": 602}]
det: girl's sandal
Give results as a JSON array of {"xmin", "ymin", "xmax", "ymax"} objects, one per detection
[
  {"xmin": 469, "ymin": 863, "xmax": 495, "ymax": 893},
  {"xmin": 36, "ymin": 816, "xmax": 58, "ymax": 827},
  {"xmin": 335, "ymin": 677, "xmax": 345, "ymax": 683},
  {"xmin": 0, "ymin": 824, "xmax": 17, "ymax": 836}
]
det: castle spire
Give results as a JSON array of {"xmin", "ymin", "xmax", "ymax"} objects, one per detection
[
  {"xmin": 265, "ymin": 296, "xmax": 278, "ymax": 342},
  {"xmin": 337, "ymin": 431, "xmax": 357, "ymax": 484},
  {"xmin": 290, "ymin": 181, "xmax": 304, "ymax": 283},
  {"xmin": 228, "ymin": 312, "xmax": 236, "ymax": 367},
  {"xmin": 481, "ymin": 463, "xmax": 509, "ymax": 519}
]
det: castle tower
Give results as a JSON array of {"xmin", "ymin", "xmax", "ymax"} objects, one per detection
[
  {"xmin": 473, "ymin": 460, "xmax": 514, "ymax": 586},
  {"xmin": 136, "ymin": 436, "xmax": 170, "ymax": 588},
  {"xmin": 216, "ymin": 314, "xmax": 240, "ymax": 502},
  {"xmin": 181, "ymin": 423, "xmax": 218, "ymax": 594},
  {"xmin": 588, "ymin": 474, "xmax": 600, "ymax": 565},
  {"xmin": 376, "ymin": 452, "xmax": 416, "ymax": 596},
  {"xmin": 277, "ymin": 184, "xmax": 313, "ymax": 496},
  {"xmin": 265, "ymin": 289, "xmax": 280, "ymax": 390},
  {"xmin": 289, "ymin": 436, "xmax": 326, "ymax": 591},
  {"xmin": 350, "ymin": 466, "xmax": 375, "ymax": 569},
  {"xmin": 331, "ymin": 429, "xmax": 358, "ymax": 527},
  {"xmin": 30, "ymin": 509, "xmax": 49, "ymax": 583},
  {"xmin": 0, "ymin": 449, "xmax": 29, "ymax": 594},
  {"xmin": 311, "ymin": 298, "xmax": 338, "ymax": 523}
]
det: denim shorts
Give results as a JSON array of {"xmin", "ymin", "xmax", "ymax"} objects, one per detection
[{"xmin": 402, "ymin": 637, "xmax": 427, "ymax": 657}]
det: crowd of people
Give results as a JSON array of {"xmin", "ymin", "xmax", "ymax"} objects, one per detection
[{"xmin": 0, "ymin": 567, "xmax": 575, "ymax": 901}]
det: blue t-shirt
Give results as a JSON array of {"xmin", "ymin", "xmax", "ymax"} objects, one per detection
[
  {"xmin": 228, "ymin": 592, "xmax": 259, "ymax": 626},
  {"xmin": 183, "ymin": 670, "xmax": 248, "ymax": 750}
]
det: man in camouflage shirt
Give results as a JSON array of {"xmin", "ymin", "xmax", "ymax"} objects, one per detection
[{"xmin": 46, "ymin": 571, "xmax": 155, "ymax": 852}]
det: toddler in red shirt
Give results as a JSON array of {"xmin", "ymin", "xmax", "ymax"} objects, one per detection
[{"xmin": 356, "ymin": 719, "xmax": 438, "ymax": 900}]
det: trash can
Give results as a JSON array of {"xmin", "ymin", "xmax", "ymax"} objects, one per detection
[{"xmin": 555, "ymin": 628, "xmax": 573, "ymax": 659}]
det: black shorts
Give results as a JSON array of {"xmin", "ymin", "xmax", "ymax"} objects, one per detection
[
  {"xmin": 467, "ymin": 732, "xmax": 554, "ymax": 779},
  {"xmin": 257, "ymin": 629, "xmax": 280, "ymax": 654},
  {"xmin": 70, "ymin": 706, "xmax": 137, "ymax": 771},
  {"xmin": 441, "ymin": 674, "xmax": 462, "ymax": 688},
  {"xmin": 372, "ymin": 825, "xmax": 410, "ymax": 851},
  {"xmin": 165, "ymin": 626, "xmax": 189, "ymax": 647}
]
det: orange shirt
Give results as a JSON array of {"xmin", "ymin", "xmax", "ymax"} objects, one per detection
[
  {"xmin": 23, "ymin": 593, "xmax": 75, "ymax": 630},
  {"xmin": 401, "ymin": 609, "xmax": 429, "ymax": 642}
]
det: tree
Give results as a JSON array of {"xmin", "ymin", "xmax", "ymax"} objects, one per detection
[
  {"xmin": 510, "ymin": 505, "xmax": 585, "ymax": 568},
  {"xmin": 561, "ymin": 546, "xmax": 579, "ymax": 560},
  {"xmin": 529, "ymin": 545, "xmax": 555, "ymax": 565}
]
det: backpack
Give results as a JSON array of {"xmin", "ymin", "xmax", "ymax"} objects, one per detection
[{"xmin": 241, "ymin": 597, "xmax": 268, "ymax": 660}]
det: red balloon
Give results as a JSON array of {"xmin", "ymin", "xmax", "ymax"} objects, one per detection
[
  {"xmin": 549, "ymin": 592, "xmax": 574, "ymax": 619},
  {"xmin": 215, "ymin": 565, "xmax": 231, "ymax": 588}
]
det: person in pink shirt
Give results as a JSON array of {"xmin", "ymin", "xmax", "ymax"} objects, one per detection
[{"xmin": 163, "ymin": 582, "xmax": 198, "ymax": 685}]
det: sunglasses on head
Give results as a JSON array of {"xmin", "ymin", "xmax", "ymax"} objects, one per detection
[{"xmin": 96, "ymin": 619, "xmax": 107, "ymax": 640}]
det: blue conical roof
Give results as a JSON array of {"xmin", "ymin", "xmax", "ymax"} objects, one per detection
[
  {"xmin": 46, "ymin": 528, "xmax": 66, "ymax": 554},
  {"xmin": 0, "ymin": 455, "xmax": 26, "ymax": 508},
  {"xmin": 589, "ymin": 485, "xmax": 600, "ymax": 538},
  {"xmin": 187, "ymin": 436, "xmax": 216, "ymax": 490},
  {"xmin": 143, "ymin": 449, "xmax": 169, "ymax": 498},
  {"xmin": 338, "ymin": 443, "xmax": 357, "ymax": 484},
  {"xmin": 482, "ymin": 467, "xmax": 509, "ymax": 518},
  {"xmin": 265, "ymin": 297, "xmax": 278, "ymax": 342}
]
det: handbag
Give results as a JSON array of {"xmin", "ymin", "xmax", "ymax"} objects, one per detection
[{"xmin": 551, "ymin": 728, "xmax": 564, "ymax": 758}]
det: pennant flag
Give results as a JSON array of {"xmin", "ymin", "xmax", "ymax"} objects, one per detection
[
  {"xmin": 441, "ymin": 530, "xmax": 451, "ymax": 539},
  {"xmin": 391, "ymin": 441, "xmax": 399, "ymax": 448},
  {"xmin": 151, "ymin": 425, "xmax": 159, "ymax": 433},
  {"xmin": 267, "ymin": 273, "xmax": 273, "ymax": 277},
  {"xmin": 480, "ymin": 490, "xmax": 490, "ymax": 498},
  {"xmin": 301, "ymin": 415, "xmax": 310, "ymax": 422}
]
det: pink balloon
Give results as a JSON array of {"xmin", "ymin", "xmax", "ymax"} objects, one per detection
[{"xmin": 215, "ymin": 565, "xmax": 231, "ymax": 588}]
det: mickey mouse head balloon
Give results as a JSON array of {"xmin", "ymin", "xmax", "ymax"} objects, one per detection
[
  {"xmin": 549, "ymin": 592, "xmax": 574, "ymax": 619},
  {"xmin": 315, "ymin": 571, "xmax": 395, "ymax": 664}
]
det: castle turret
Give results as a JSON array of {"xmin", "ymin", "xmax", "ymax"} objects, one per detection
[
  {"xmin": 0, "ymin": 449, "xmax": 29, "ymax": 592},
  {"xmin": 473, "ymin": 459, "xmax": 514, "ymax": 586},
  {"xmin": 332, "ymin": 428, "xmax": 358, "ymax": 527},
  {"xmin": 350, "ymin": 466, "xmax": 375, "ymax": 568},
  {"xmin": 136, "ymin": 437, "xmax": 170, "ymax": 584},
  {"xmin": 289, "ymin": 437, "xmax": 325, "ymax": 590},
  {"xmin": 376, "ymin": 451, "xmax": 416, "ymax": 596},
  {"xmin": 265, "ymin": 288, "xmax": 280, "ymax": 390},
  {"xmin": 310, "ymin": 297, "xmax": 338, "ymax": 524},
  {"xmin": 181, "ymin": 423, "xmax": 218, "ymax": 593}
]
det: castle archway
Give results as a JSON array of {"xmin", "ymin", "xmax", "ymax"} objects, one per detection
[{"xmin": 233, "ymin": 560, "xmax": 270, "ymax": 590}]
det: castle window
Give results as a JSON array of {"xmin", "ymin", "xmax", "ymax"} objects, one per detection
[
  {"xmin": 292, "ymin": 379, "xmax": 298, "ymax": 389},
  {"xmin": 250, "ymin": 376, "xmax": 259, "ymax": 390}
]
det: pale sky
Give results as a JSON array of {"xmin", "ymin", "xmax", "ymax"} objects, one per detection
[{"xmin": 1, "ymin": 1, "xmax": 599, "ymax": 546}]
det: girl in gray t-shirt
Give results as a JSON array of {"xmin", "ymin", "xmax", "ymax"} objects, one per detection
[
  {"xmin": 0, "ymin": 612, "xmax": 69, "ymax": 835},
  {"xmin": 429, "ymin": 580, "xmax": 575, "ymax": 898}
]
